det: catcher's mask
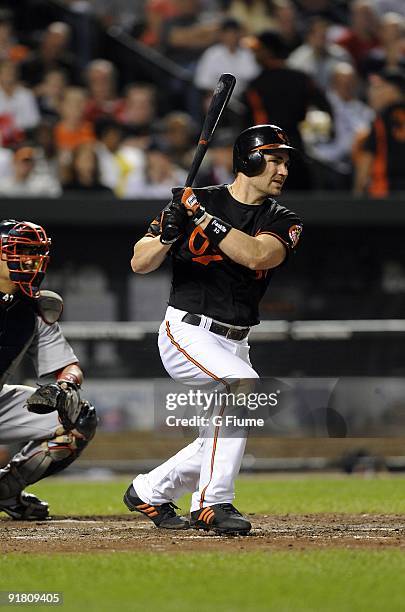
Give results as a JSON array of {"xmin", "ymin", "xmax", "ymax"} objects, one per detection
[
  {"xmin": 0, "ymin": 219, "xmax": 51, "ymax": 298},
  {"xmin": 233, "ymin": 124, "xmax": 296, "ymax": 177}
]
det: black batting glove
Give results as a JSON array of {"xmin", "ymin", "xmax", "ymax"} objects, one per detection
[{"xmin": 159, "ymin": 197, "xmax": 189, "ymax": 245}]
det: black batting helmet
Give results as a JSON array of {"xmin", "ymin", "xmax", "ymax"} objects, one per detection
[
  {"xmin": 0, "ymin": 219, "xmax": 51, "ymax": 298},
  {"xmin": 233, "ymin": 124, "xmax": 296, "ymax": 177}
]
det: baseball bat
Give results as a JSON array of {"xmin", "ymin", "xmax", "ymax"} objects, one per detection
[{"xmin": 185, "ymin": 73, "xmax": 236, "ymax": 187}]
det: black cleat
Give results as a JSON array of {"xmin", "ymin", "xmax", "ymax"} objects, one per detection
[
  {"xmin": 190, "ymin": 503, "xmax": 251, "ymax": 535},
  {"xmin": 0, "ymin": 492, "xmax": 49, "ymax": 520},
  {"xmin": 123, "ymin": 484, "xmax": 190, "ymax": 530}
]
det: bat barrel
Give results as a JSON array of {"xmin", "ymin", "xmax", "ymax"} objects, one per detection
[{"xmin": 185, "ymin": 73, "xmax": 236, "ymax": 188}]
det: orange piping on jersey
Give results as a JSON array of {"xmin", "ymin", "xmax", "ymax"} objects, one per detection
[
  {"xmin": 165, "ymin": 321, "xmax": 230, "ymax": 507},
  {"xmin": 246, "ymin": 89, "xmax": 268, "ymax": 125},
  {"xmin": 191, "ymin": 254, "xmax": 223, "ymax": 265},
  {"xmin": 370, "ymin": 116, "xmax": 388, "ymax": 198}
]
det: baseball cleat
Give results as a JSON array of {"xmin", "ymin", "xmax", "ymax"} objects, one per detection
[
  {"xmin": 123, "ymin": 484, "xmax": 190, "ymax": 529},
  {"xmin": 0, "ymin": 492, "xmax": 49, "ymax": 520},
  {"xmin": 190, "ymin": 503, "xmax": 251, "ymax": 535}
]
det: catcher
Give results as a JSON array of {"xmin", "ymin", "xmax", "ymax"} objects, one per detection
[{"xmin": 0, "ymin": 219, "xmax": 97, "ymax": 520}]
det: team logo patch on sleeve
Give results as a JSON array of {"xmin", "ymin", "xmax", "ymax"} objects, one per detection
[{"xmin": 288, "ymin": 224, "xmax": 302, "ymax": 247}]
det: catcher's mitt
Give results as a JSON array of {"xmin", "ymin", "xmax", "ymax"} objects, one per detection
[{"xmin": 26, "ymin": 382, "xmax": 82, "ymax": 431}]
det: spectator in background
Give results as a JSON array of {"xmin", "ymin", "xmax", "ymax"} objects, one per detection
[
  {"xmin": 160, "ymin": 0, "xmax": 220, "ymax": 117},
  {"xmin": 362, "ymin": 13, "xmax": 405, "ymax": 76},
  {"xmin": 137, "ymin": 0, "xmax": 177, "ymax": 47},
  {"xmin": 34, "ymin": 120, "xmax": 61, "ymax": 182},
  {"xmin": 294, "ymin": 0, "xmax": 348, "ymax": 24},
  {"xmin": 62, "ymin": 142, "xmax": 112, "ymax": 193},
  {"xmin": 158, "ymin": 111, "xmax": 195, "ymax": 169},
  {"xmin": 36, "ymin": 68, "xmax": 68, "ymax": 121},
  {"xmin": 0, "ymin": 60, "xmax": 40, "ymax": 141},
  {"xmin": 194, "ymin": 18, "xmax": 259, "ymax": 99},
  {"xmin": 20, "ymin": 22, "xmax": 78, "ymax": 88},
  {"xmin": 94, "ymin": 117, "xmax": 125, "ymax": 192},
  {"xmin": 116, "ymin": 83, "xmax": 157, "ymax": 132},
  {"xmin": 226, "ymin": 0, "xmax": 275, "ymax": 35},
  {"xmin": 335, "ymin": 0, "xmax": 380, "ymax": 70},
  {"xmin": 123, "ymin": 140, "xmax": 186, "ymax": 198},
  {"xmin": 194, "ymin": 128, "xmax": 235, "ymax": 187},
  {"xmin": 84, "ymin": 59, "xmax": 124, "ymax": 122},
  {"xmin": 0, "ymin": 9, "xmax": 29, "ymax": 64},
  {"xmin": 353, "ymin": 69, "xmax": 405, "ymax": 197},
  {"xmin": 288, "ymin": 17, "xmax": 352, "ymax": 90},
  {"xmin": 90, "ymin": 0, "xmax": 144, "ymax": 31},
  {"xmin": 54, "ymin": 87, "xmax": 95, "ymax": 154},
  {"xmin": 113, "ymin": 131, "xmax": 147, "ymax": 198},
  {"xmin": 271, "ymin": 0, "xmax": 303, "ymax": 55},
  {"xmin": 0, "ymin": 145, "xmax": 61, "ymax": 197},
  {"xmin": 160, "ymin": 0, "xmax": 219, "ymax": 68},
  {"xmin": 0, "ymin": 145, "xmax": 12, "ymax": 179},
  {"xmin": 373, "ymin": 0, "xmax": 405, "ymax": 18},
  {"xmin": 243, "ymin": 30, "xmax": 332, "ymax": 188},
  {"xmin": 121, "ymin": 125, "xmax": 153, "ymax": 151},
  {"xmin": 310, "ymin": 63, "xmax": 374, "ymax": 187}
]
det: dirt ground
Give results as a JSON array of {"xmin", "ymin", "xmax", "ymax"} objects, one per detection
[{"xmin": 1, "ymin": 514, "xmax": 405, "ymax": 554}]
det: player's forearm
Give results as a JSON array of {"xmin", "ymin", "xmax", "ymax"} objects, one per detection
[
  {"xmin": 222, "ymin": 231, "xmax": 284, "ymax": 269},
  {"xmin": 199, "ymin": 214, "xmax": 283, "ymax": 270},
  {"xmin": 131, "ymin": 236, "xmax": 171, "ymax": 274},
  {"xmin": 55, "ymin": 363, "xmax": 83, "ymax": 386}
]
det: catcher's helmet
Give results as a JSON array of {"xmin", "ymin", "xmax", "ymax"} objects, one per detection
[
  {"xmin": 233, "ymin": 124, "xmax": 296, "ymax": 177},
  {"xmin": 0, "ymin": 219, "xmax": 51, "ymax": 298}
]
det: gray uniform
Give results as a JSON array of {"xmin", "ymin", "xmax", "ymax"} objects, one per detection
[
  {"xmin": 0, "ymin": 317, "xmax": 77, "ymax": 443},
  {"xmin": 0, "ymin": 291, "xmax": 96, "ymax": 519}
]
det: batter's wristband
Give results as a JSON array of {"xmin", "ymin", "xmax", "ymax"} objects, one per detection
[
  {"xmin": 193, "ymin": 206, "xmax": 207, "ymax": 226},
  {"xmin": 204, "ymin": 216, "xmax": 232, "ymax": 246}
]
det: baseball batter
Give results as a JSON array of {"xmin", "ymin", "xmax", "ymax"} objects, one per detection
[
  {"xmin": 124, "ymin": 124, "xmax": 303, "ymax": 534},
  {"xmin": 0, "ymin": 220, "xmax": 97, "ymax": 520}
]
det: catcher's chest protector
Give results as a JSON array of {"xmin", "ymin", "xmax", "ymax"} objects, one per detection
[{"xmin": 0, "ymin": 294, "xmax": 36, "ymax": 387}]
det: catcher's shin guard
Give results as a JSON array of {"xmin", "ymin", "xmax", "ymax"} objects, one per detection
[{"xmin": 0, "ymin": 404, "xmax": 97, "ymax": 519}]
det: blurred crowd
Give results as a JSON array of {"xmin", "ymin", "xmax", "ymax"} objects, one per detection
[{"xmin": 0, "ymin": 0, "xmax": 403, "ymax": 198}]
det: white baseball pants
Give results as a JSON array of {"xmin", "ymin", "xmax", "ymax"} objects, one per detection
[{"xmin": 133, "ymin": 306, "xmax": 259, "ymax": 511}]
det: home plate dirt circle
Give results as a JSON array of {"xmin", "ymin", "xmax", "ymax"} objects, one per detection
[{"xmin": 1, "ymin": 514, "xmax": 405, "ymax": 553}]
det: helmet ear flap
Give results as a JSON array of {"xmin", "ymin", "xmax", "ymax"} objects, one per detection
[{"xmin": 241, "ymin": 150, "xmax": 266, "ymax": 177}]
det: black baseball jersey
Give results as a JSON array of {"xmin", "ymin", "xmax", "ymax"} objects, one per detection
[
  {"xmin": 146, "ymin": 185, "xmax": 303, "ymax": 327},
  {"xmin": 364, "ymin": 102, "xmax": 405, "ymax": 194}
]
